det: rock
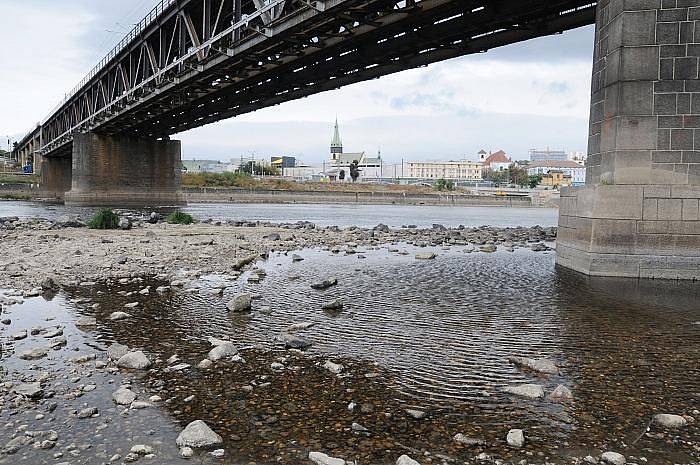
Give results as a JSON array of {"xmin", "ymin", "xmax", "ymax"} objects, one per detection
[
  {"xmin": 405, "ymin": 409, "xmax": 427, "ymax": 419},
  {"xmin": 43, "ymin": 327, "xmax": 64, "ymax": 338},
  {"xmin": 210, "ymin": 449, "xmax": 225, "ymax": 458},
  {"xmin": 19, "ymin": 346, "xmax": 49, "ymax": 360},
  {"xmin": 197, "ymin": 359, "xmax": 213, "ymax": 369},
  {"xmin": 117, "ymin": 351, "xmax": 152, "ymax": 369},
  {"xmin": 124, "ymin": 302, "xmax": 140, "ymax": 309},
  {"xmin": 323, "ymin": 360, "xmax": 344, "ymax": 374},
  {"xmin": 124, "ymin": 452, "xmax": 140, "ymax": 463},
  {"xmin": 310, "ymin": 277, "xmax": 338, "ymax": 290},
  {"xmin": 508, "ymin": 356, "xmax": 559, "ymax": 375},
  {"xmin": 40, "ymin": 277, "xmax": 59, "ymax": 291},
  {"xmin": 227, "ymin": 293, "xmax": 252, "ymax": 312},
  {"xmin": 179, "ymin": 447, "xmax": 194, "ymax": 458},
  {"xmin": 351, "ymin": 422, "xmax": 368, "ymax": 432},
  {"xmin": 503, "ymin": 383, "xmax": 544, "ymax": 399},
  {"xmin": 117, "ymin": 256, "xmax": 128, "ymax": 265},
  {"xmin": 396, "ymin": 455, "xmax": 420, "ymax": 465},
  {"xmin": 284, "ymin": 334, "xmax": 312, "ymax": 350},
  {"xmin": 14, "ymin": 382, "xmax": 43, "ymax": 399},
  {"xmin": 131, "ymin": 445, "xmax": 154, "ymax": 455},
  {"xmin": 131, "ymin": 401, "xmax": 152, "ymax": 409},
  {"xmin": 287, "ymin": 321, "xmax": 316, "ymax": 332},
  {"xmin": 78, "ymin": 407, "xmax": 98, "ymax": 419},
  {"xmin": 653, "ymin": 413, "xmax": 688, "ymax": 429},
  {"xmin": 453, "ymin": 433, "xmax": 487, "ymax": 446},
  {"xmin": 119, "ymin": 218, "xmax": 131, "ymax": 230},
  {"xmin": 415, "ymin": 252, "xmax": 436, "ymax": 260},
  {"xmin": 107, "ymin": 343, "xmax": 130, "ymax": 360},
  {"xmin": 506, "ymin": 429, "xmax": 525, "ymax": 448},
  {"xmin": 176, "ymin": 420, "xmax": 223, "ymax": 449},
  {"xmin": 480, "ymin": 244, "xmax": 497, "ymax": 253},
  {"xmin": 600, "ymin": 452, "xmax": 626, "ymax": 465},
  {"xmin": 321, "ymin": 299, "xmax": 344, "ymax": 311},
  {"xmin": 109, "ymin": 311, "xmax": 132, "ymax": 321},
  {"xmin": 548, "ymin": 384, "xmax": 574, "ymax": 402},
  {"xmin": 11, "ymin": 330, "xmax": 27, "ymax": 340},
  {"xmin": 75, "ymin": 316, "xmax": 97, "ymax": 327},
  {"xmin": 112, "ymin": 387, "xmax": 137, "ymax": 405},
  {"xmin": 207, "ymin": 342, "xmax": 237, "ymax": 361},
  {"xmin": 291, "ymin": 254, "xmax": 304, "ymax": 262},
  {"xmin": 309, "ymin": 451, "xmax": 345, "ymax": 465}
]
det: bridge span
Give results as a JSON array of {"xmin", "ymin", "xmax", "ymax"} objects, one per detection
[{"xmin": 13, "ymin": 0, "xmax": 700, "ymax": 279}]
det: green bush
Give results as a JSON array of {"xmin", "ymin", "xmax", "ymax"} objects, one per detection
[
  {"xmin": 166, "ymin": 211, "xmax": 195, "ymax": 225},
  {"xmin": 435, "ymin": 178, "xmax": 455, "ymax": 191},
  {"xmin": 88, "ymin": 209, "xmax": 120, "ymax": 229}
]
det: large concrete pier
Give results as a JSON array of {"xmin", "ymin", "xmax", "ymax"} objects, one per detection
[
  {"xmin": 52, "ymin": 133, "xmax": 184, "ymax": 207},
  {"xmin": 556, "ymin": 1, "xmax": 700, "ymax": 279}
]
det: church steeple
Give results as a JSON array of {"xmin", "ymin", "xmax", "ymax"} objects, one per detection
[{"xmin": 330, "ymin": 118, "xmax": 343, "ymax": 156}]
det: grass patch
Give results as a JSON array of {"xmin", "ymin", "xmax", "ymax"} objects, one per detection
[
  {"xmin": 166, "ymin": 211, "xmax": 195, "ymax": 225},
  {"xmin": 88, "ymin": 209, "xmax": 120, "ymax": 229}
]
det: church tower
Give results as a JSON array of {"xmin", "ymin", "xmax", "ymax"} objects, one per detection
[{"xmin": 330, "ymin": 118, "xmax": 343, "ymax": 160}]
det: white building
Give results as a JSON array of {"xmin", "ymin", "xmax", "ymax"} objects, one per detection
[
  {"xmin": 527, "ymin": 160, "xmax": 586, "ymax": 185},
  {"xmin": 406, "ymin": 160, "xmax": 482, "ymax": 180},
  {"xmin": 327, "ymin": 119, "xmax": 383, "ymax": 181}
]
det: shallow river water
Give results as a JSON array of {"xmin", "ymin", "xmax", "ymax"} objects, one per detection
[{"xmin": 1, "ymin": 242, "xmax": 698, "ymax": 464}]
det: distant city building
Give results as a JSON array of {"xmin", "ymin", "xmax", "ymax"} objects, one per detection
[
  {"xmin": 540, "ymin": 170, "xmax": 573, "ymax": 188},
  {"xmin": 481, "ymin": 150, "xmax": 512, "ymax": 172},
  {"xmin": 407, "ymin": 160, "xmax": 482, "ymax": 180},
  {"xmin": 529, "ymin": 148, "xmax": 568, "ymax": 162},
  {"xmin": 271, "ymin": 156, "xmax": 296, "ymax": 170},
  {"xmin": 568, "ymin": 151, "xmax": 587, "ymax": 164},
  {"xmin": 527, "ymin": 160, "xmax": 586, "ymax": 185},
  {"xmin": 181, "ymin": 159, "xmax": 228, "ymax": 173}
]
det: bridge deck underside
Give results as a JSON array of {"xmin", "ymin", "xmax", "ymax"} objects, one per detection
[{"xmin": 39, "ymin": 0, "xmax": 595, "ymax": 157}]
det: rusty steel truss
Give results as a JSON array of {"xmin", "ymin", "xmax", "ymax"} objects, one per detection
[{"xmin": 23, "ymin": 0, "xmax": 596, "ymax": 158}]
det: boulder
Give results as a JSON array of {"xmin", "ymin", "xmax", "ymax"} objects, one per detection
[
  {"xmin": 227, "ymin": 293, "xmax": 252, "ymax": 312},
  {"xmin": 75, "ymin": 317, "xmax": 97, "ymax": 327},
  {"xmin": 117, "ymin": 351, "xmax": 152, "ymax": 369},
  {"xmin": 323, "ymin": 361, "xmax": 344, "ymax": 375},
  {"xmin": 508, "ymin": 356, "xmax": 559, "ymax": 375},
  {"xmin": 207, "ymin": 342, "xmax": 238, "ymax": 362},
  {"xmin": 176, "ymin": 420, "xmax": 223, "ymax": 449},
  {"xmin": 308, "ymin": 451, "xmax": 345, "ymax": 465},
  {"xmin": 311, "ymin": 278, "xmax": 338, "ymax": 290},
  {"xmin": 653, "ymin": 413, "xmax": 688, "ymax": 429},
  {"xmin": 548, "ymin": 384, "xmax": 574, "ymax": 402},
  {"xmin": 112, "ymin": 388, "xmax": 137, "ymax": 405},
  {"xmin": 506, "ymin": 429, "xmax": 525, "ymax": 448},
  {"xmin": 19, "ymin": 347, "xmax": 49, "ymax": 360},
  {"xmin": 14, "ymin": 382, "xmax": 43, "ymax": 399},
  {"xmin": 321, "ymin": 300, "xmax": 344, "ymax": 311},
  {"xmin": 503, "ymin": 384, "xmax": 544, "ymax": 399},
  {"xmin": 396, "ymin": 456, "xmax": 420, "ymax": 465},
  {"xmin": 600, "ymin": 452, "xmax": 626, "ymax": 465},
  {"xmin": 415, "ymin": 252, "xmax": 436, "ymax": 260},
  {"xmin": 284, "ymin": 334, "xmax": 312, "ymax": 350},
  {"xmin": 109, "ymin": 311, "xmax": 132, "ymax": 321}
]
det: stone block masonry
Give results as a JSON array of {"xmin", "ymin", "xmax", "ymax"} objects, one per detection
[
  {"xmin": 557, "ymin": 0, "xmax": 700, "ymax": 279},
  {"xmin": 64, "ymin": 133, "xmax": 184, "ymax": 207}
]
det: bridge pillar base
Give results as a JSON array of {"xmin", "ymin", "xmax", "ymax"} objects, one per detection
[
  {"xmin": 556, "ymin": 185, "xmax": 700, "ymax": 280},
  {"xmin": 65, "ymin": 133, "xmax": 184, "ymax": 207},
  {"xmin": 40, "ymin": 156, "xmax": 72, "ymax": 200}
]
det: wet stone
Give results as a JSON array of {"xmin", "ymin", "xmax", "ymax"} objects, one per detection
[{"xmin": 176, "ymin": 420, "xmax": 223, "ymax": 449}]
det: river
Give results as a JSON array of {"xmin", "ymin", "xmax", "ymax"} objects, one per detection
[{"xmin": 0, "ymin": 200, "xmax": 558, "ymax": 228}]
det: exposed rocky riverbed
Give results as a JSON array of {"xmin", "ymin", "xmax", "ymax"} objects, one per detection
[{"xmin": 0, "ymin": 214, "xmax": 698, "ymax": 465}]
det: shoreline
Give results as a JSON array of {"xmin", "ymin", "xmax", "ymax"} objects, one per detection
[{"xmin": 1, "ymin": 184, "xmax": 559, "ymax": 208}]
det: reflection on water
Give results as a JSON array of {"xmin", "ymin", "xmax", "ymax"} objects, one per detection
[
  {"xmin": 52, "ymin": 245, "xmax": 700, "ymax": 463},
  {"xmin": 0, "ymin": 200, "xmax": 558, "ymax": 228}
]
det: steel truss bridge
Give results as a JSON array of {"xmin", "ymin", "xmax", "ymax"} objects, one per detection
[{"xmin": 16, "ymin": 0, "xmax": 597, "ymax": 158}]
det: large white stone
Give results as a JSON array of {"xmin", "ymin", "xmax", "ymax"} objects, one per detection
[
  {"xmin": 396, "ymin": 455, "xmax": 421, "ymax": 465},
  {"xmin": 176, "ymin": 420, "xmax": 223, "ymax": 449},
  {"xmin": 308, "ymin": 451, "xmax": 345, "ymax": 465},
  {"xmin": 653, "ymin": 414, "xmax": 687, "ymax": 429},
  {"xmin": 601, "ymin": 451, "xmax": 626, "ymax": 465},
  {"xmin": 207, "ymin": 342, "xmax": 237, "ymax": 362},
  {"xmin": 506, "ymin": 429, "xmax": 525, "ymax": 448},
  {"xmin": 112, "ymin": 388, "xmax": 137, "ymax": 405},
  {"xmin": 508, "ymin": 356, "xmax": 559, "ymax": 375},
  {"xmin": 548, "ymin": 384, "xmax": 574, "ymax": 402},
  {"xmin": 117, "ymin": 351, "xmax": 151, "ymax": 369},
  {"xmin": 227, "ymin": 293, "xmax": 252, "ymax": 312},
  {"xmin": 503, "ymin": 384, "xmax": 544, "ymax": 399}
]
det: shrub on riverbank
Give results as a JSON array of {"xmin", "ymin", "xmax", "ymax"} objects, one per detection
[
  {"xmin": 166, "ymin": 211, "xmax": 195, "ymax": 225},
  {"xmin": 88, "ymin": 209, "xmax": 120, "ymax": 229}
]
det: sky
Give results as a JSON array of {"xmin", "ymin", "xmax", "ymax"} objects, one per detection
[{"xmin": 0, "ymin": 0, "xmax": 595, "ymax": 163}]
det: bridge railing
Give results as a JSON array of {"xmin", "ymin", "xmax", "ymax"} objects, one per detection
[{"xmin": 40, "ymin": 0, "xmax": 178, "ymax": 125}]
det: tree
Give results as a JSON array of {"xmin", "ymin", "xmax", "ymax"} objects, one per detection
[
  {"xmin": 528, "ymin": 175, "xmax": 543, "ymax": 189},
  {"xmin": 508, "ymin": 163, "xmax": 529, "ymax": 187},
  {"xmin": 338, "ymin": 169, "xmax": 346, "ymax": 181},
  {"xmin": 435, "ymin": 178, "xmax": 455, "ymax": 191},
  {"xmin": 488, "ymin": 169, "xmax": 508, "ymax": 185},
  {"xmin": 349, "ymin": 160, "xmax": 361, "ymax": 182},
  {"xmin": 237, "ymin": 161, "xmax": 279, "ymax": 176}
]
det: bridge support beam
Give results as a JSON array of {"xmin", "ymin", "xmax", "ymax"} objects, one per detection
[
  {"xmin": 64, "ymin": 133, "xmax": 184, "ymax": 207},
  {"xmin": 40, "ymin": 156, "xmax": 72, "ymax": 200},
  {"xmin": 556, "ymin": 1, "xmax": 700, "ymax": 279}
]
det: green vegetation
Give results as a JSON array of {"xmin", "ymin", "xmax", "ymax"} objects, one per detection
[
  {"xmin": 528, "ymin": 174, "xmax": 543, "ymax": 189},
  {"xmin": 349, "ymin": 160, "xmax": 361, "ymax": 182},
  {"xmin": 88, "ymin": 209, "xmax": 121, "ymax": 229},
  {"xmin": 435, "ymin": 178, "xmax": 455, "ymax": 191},
  {"xmin": 237, "ymin": 161, "xmax": 279, "ymax": 176},
  {"xmin": 0, "ymin": 174, "xmax": 39, "ymax": 184},
  {"xmin": 166, "ymin": 211, "xmax": 195, "ymax": 225},
  {"xmin": 487, "ymin": 164, "xmax": 530, "ymax": 187}
]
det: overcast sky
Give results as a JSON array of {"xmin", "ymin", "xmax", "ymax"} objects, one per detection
[{"xmin": 0, "ymin": 0, "xmax": 595, "ymax": 163}]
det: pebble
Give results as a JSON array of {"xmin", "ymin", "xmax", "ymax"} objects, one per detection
[
  {"xmin": 309, "ymin": 451, "xmax": 345, "ymax": 465},
  {"xmin": 506, "ymin": 429, "xmax": 525, "ymax": 448},
  {"xmin": 397, "ymin": 455, "xmax": 421, "ymax": 465},
  {"xmin": 601, "ymin": 452, "xmax": 626, "ymax": 465}
]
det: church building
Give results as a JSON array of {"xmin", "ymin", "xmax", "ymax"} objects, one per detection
[{"xmin": 328, "ymin": 119, "xmax": 382, "ymax": 180}]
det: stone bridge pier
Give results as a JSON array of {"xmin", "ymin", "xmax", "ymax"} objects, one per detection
[
  {"xmin": 62, "ymin": 133, "xmax": 184, "ymax": 207},
  {"xmin": 40, "ymin": 156, "xmax": 72, "ymax": 200},
  {"xmin": 557, "ymin": 0, "xmax": 700, "ymax": 279}
]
